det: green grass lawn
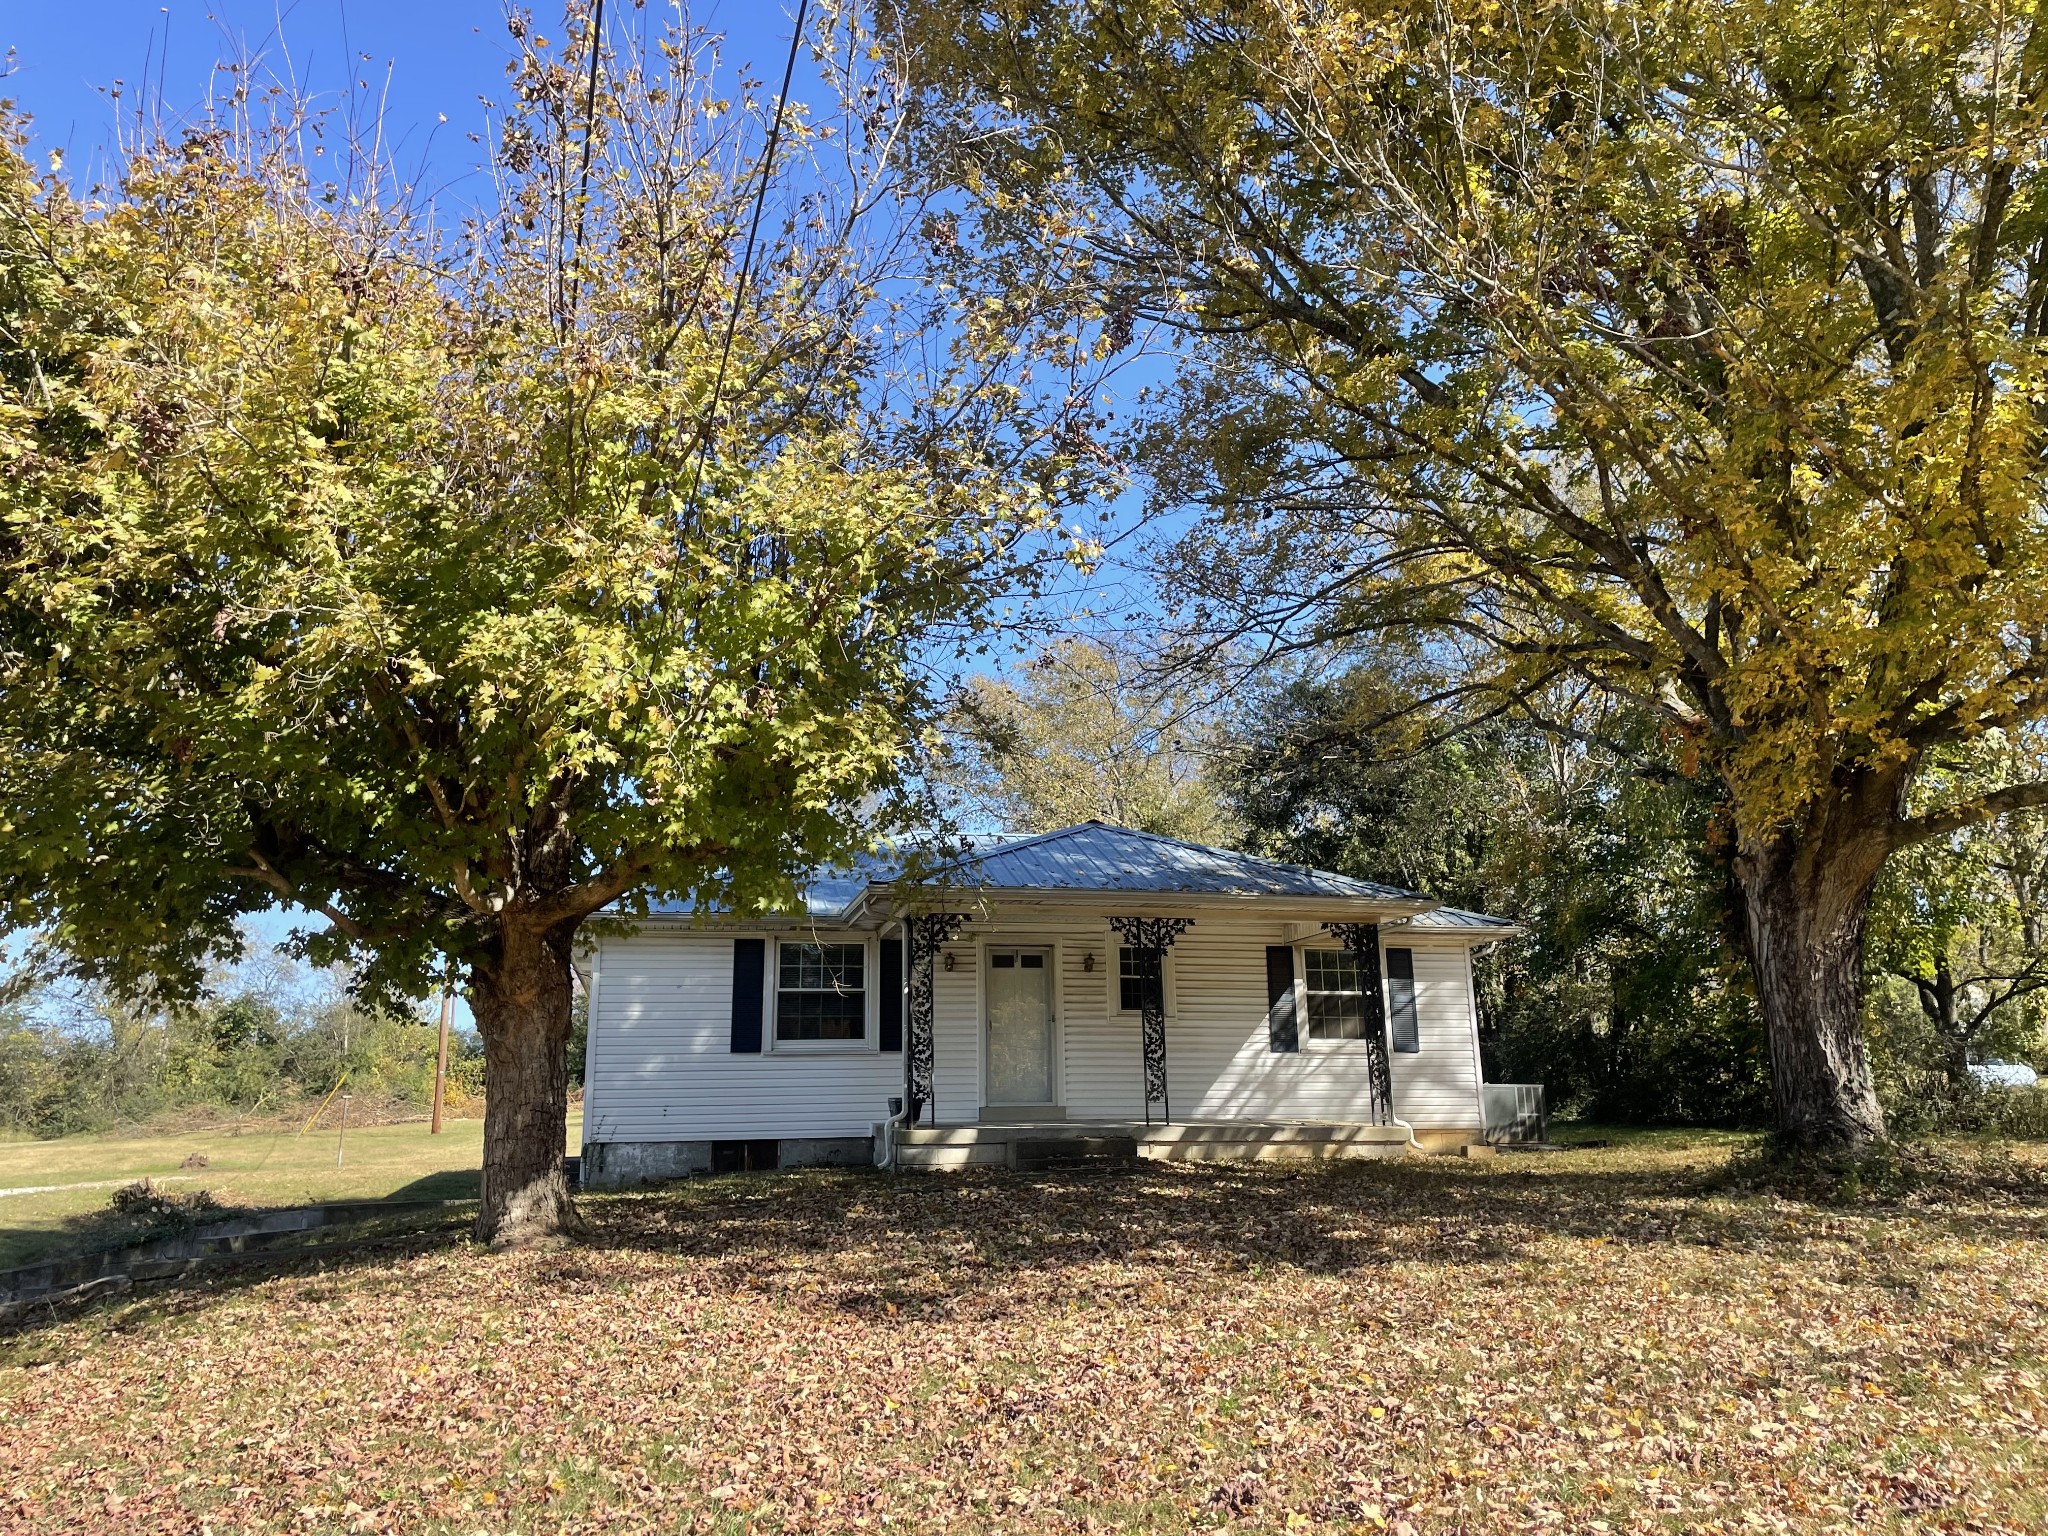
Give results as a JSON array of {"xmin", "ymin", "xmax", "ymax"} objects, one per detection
[
  {"xmin": 2, "ymin": 1134, "xmax": 2045, "ymax": 1534},
  {"xmin": 0, "ymin": 1110, "xmax": 583, "ymax": 1270}
]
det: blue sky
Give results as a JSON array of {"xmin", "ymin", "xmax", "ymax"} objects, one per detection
[{"xmin": 4, "ymin": 2, "xmax": 829, "ymax": 188}]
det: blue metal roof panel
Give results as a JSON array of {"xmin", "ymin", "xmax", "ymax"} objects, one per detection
[
  {"xmin": 1404, "ymin": 906, "xmax": 1520, "ymax": 930},
  {"xmin": 614, "ymin": 827, "xmax": 1517, "ymax": 926},
  {"xmin": 912, "ymin": 822, "xmax": 1429, "ymax": 902},
  {"xmin": 638, "ymin": 853, "xmax": 902, "ymax": 920}
]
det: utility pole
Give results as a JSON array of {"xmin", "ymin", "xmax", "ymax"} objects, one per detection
[
  {"xmin": 430, "ymin": 982, "xmax": 453, "ymax": 1135},
  {"xmin": 337, "ymin": 1011, "xmax": 351, "ymax": 1166}
]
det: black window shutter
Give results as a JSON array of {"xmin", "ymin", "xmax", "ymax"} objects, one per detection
[
  {"xmin": 730, "ymin": 938, "xmax": 765, "ymax": 1053},
  {"xmin": 1265, "ymin": 945, "xmax": 1299, "ymax": 1053},
  {"xmin": 878, "ymin": 937, "xmax": 904, "ymax": 1053},
  {"xmin": 1386, "ymin": 946, "xmax": 1419, "ymax": 1053}
]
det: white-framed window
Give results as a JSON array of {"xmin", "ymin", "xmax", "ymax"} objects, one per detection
[
  {"xmin": 774, "ymin": 940, "xmax": 867, "ymax": 1044},
  {"xmin": 1299, "ymin": 945, "xmax": 1424, "ymax": 1052},
  {"xmin": 1114, "ymin": 950, "xmax": 1163, "ymax": 1024},
  {"xmin": 1302, "ymin": 948, "xmax": 1371, "ymax": 1042},
  {"xmin": 1115, "ymin": 946, "xmax": 1172, "ymax": 1016}
]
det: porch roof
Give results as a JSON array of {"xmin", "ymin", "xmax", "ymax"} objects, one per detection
[{"xmin": 1392, "ymin": 906, "xmax": 1523, "ymax": 935}]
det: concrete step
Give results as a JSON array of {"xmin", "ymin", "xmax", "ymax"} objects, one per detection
[
  {"xmin": 1141, "ymin": 1123, "xmax": 1409, "ymax": 1145},
  {"xmin": 887, "ymin": 1119, "xmax": 1415, "ymax": 1170},
  {"xmin": 1012, "ymin": 1136, "xmax": 1139, "ymax": 1171}
]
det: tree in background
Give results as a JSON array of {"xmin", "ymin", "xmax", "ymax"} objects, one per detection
[
  {"xmin": 943, "ymin": 636, "xmax": 1232, "ymax": 839},
  {"xmin": 0, "ymin": 11, "xmax": 1074, "ymax": 1241},
  {"xmin": 1227, "ymin": 671, "xmax": 1771, "ymax": 1126},
  {"xmin": 1868, "ymin": 748, "xmax": 2048, "ymax": 1093},
  {"xmin": 896, "ymin": 0, "xmax": 2048, "ymax": 1148},
  {"xmin": 0, "ymin": 969, "xmax": 468, "ymax": 1141}
]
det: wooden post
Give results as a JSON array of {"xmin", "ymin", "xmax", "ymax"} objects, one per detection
[{"xmin": 431, "ymin": 985, "xmax": 453, "ymax": 1135}]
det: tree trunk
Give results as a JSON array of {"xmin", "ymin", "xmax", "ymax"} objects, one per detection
[
  {"xmin": 1732, "ymin": 777, "xmax": 1894, "ymax": 1150},
  {"xmin": 1914, "ymin": 958, "xmax": 1973, "ymax": 1092},
  {"xmin": 469, "ymin": 919, "xmax": 584, "ymax": 1246}
]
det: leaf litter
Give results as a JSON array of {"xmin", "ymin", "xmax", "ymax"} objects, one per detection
[{"xmin": 3, "ymin": 1138, "xmax": 2045, "ymax": 1534}]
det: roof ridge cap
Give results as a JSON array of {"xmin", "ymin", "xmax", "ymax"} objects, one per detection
[
  {"xmin": 913, "ymin": 821, "xmax": 1093, "ymax": 879},
  {"xmin": 1109, "ymin": 823, "xmax": 1395, "ymax": 882}
]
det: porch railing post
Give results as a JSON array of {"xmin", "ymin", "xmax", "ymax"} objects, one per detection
[
  {"xmin": 1108, "ymin": 916, "xmax": 1194, "ymax": 1125},
  {"xmin": 903, "ymin": 912, "xmax": 962, "ymax": 1125},
  {"xmin": 1328, "ymin": 922, "xmax": 1393, "ymax": 1125}
]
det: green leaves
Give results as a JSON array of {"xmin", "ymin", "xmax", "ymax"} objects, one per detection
[
  {"xmin": 0, "ymin": 21, "xmax": 1054, "ymax": 1006},
  {"xmin": 898, "ymin": 0, "xmax": 2048, "ymax": 842}
]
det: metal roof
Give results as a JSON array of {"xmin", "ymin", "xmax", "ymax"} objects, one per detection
[
  {"xmin": 637, "ymin": 853, "xmax": 900, "ymax": 921},
  {"xmin": 898, "ymin": 822, "xmax": 1431, "ymax": 903},
  {"xmin": 1397, "ymin": 906, "xmax": 1522, "ymax": 934},
  {"xmin": 625, "ymin": 824, "xmax": 1517, "ymax": 934}
]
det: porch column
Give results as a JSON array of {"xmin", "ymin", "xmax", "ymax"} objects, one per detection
[
  {"xmin": 903, "ymin": 913, "xmax": 964, "ymax": 1125},
  {"xmin": 1108, "ymin": 916, "xmax": 1194, "ymax": 1124},
  {"xmin": 1327, "ymin": 922, "xmax": 1394, "ymax": 1125}
]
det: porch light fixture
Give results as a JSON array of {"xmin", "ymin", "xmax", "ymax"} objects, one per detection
[
  {"xmin": 1082, "ymin": 952, "xmax": 1096, "ymax": 973},
  {"xmin": 944, "ymin": 951, "xmax": 957, "ymax": 971}
]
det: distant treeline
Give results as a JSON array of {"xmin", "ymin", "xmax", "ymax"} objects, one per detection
[{"xmin": 0, "ymin": 977, "xmax": 510, "ymax": 1140}]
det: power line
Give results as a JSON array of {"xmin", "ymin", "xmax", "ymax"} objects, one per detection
[{"xmin": 683, "ymin": 0, "xmax": 812, "ymax": 524}]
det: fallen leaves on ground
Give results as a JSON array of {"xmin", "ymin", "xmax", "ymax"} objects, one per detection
[{"xmin": 3, "ymin": 1138, "xmax": 2046, "ymax": 1534}]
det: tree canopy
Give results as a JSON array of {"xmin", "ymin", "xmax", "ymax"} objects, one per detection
[
  {"xmin": 942, "ymin": 636, "xmax": 1233, "ymax": 839},
  {"xmin": 893, "ymin": 0, "xmax": 2048, "ymax": 1145},
  {"xmin": 0, "ymin": 13, "xmax": 1067, "ymax": 1239}
]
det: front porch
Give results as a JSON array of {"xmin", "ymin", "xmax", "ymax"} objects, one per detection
[{"xmin": 877, "ymin": 1117, "xmax": 1418, "ymax": 1171}]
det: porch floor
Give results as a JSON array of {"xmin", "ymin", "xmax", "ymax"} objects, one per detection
[{"xmin": 881, "ymin": 1118, "xmax": 1415, "ymax": 1171}]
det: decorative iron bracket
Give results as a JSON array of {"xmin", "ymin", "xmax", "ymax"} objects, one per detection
[
  {"xmin": 1108, "ymin": 916, "xmax": 1194, "ymax": 1123},
  {"xmin": 1326, "ymin": 921, "xmax": 1393, "ymax": 1125},
  {"xmin": 902, "ymin": 912, "xmax": 965, "ymax": 1125}
]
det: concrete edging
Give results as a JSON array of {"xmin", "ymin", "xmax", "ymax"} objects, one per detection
[{"xmin": 0, "ymin": 1199, "xmax": 470, "ymax": 1323}]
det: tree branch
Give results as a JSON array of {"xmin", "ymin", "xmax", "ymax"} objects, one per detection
[{"xmin": 1893, "ymin": 780, "xmax": 2048, "ymax": 849}]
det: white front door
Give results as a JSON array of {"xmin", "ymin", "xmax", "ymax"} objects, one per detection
[{"xmin": 984, "ymin": 948, "xmax": 1055, "ymax": 1106}]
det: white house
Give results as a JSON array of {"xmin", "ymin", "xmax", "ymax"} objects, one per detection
[{"xmin": 578, "ymin": 822, "xmax": 1521, "ymax": 1184}]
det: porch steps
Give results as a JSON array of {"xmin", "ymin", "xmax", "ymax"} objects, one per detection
[
  {"xmin": 881, "ymin": 1119, "xmax": 1414, "ymax": 1172},
  {"xmin": 1013, "ymin": 1136, "xmax": 1140, "ymax": 1172}
]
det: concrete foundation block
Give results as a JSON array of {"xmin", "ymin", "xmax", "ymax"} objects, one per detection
[
  {"xmin": 580, "ymin": 1140, "xmax": 712, "ymax": 1189},
  {"xmin": 776, "ymin": 1138, "xmax": 874, "ymax": 1170}
]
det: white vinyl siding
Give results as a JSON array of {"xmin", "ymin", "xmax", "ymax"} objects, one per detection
[
  {"xmin": 1068, "ymin": 922, "xmax": 1482, "ymax": 1129},
  {"xmin": 582, "ymin": 929, "xmax": 902, "ymax": 1145},
  {"xmin": 926, "ymin": 941, "xmax": 979, "ymax": 1124},
  {"xmin": 587, "ymin": 915, "xmax": 1488, "ymax": 1144}
]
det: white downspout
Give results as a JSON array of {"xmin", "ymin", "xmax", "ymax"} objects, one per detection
[{"xmin": 1388, "ymin": 1108, "xmax": 1426, "ymax": 1156}]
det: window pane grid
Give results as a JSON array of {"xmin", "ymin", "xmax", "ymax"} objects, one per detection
[
  {"xmin": 779, "ymin": 943, "xmax": 863, "ymax": 993},
  {"xmin": 1303, "ymin": 948, "xmax": 1368, "ymax": 1042},
  {"xmin": 776, "ymin": 943, "xmax": 866, "ymax": 1042},
  {"xmin": 1303, "ymin": 949, "xmax": 1360, "ymax": 994},
  {"xmin": 1118, "ymin": 947, "xmax": 1163, "ymax": 1015}
]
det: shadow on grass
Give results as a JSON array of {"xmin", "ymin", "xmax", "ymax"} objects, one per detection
[
  {"xmin": 11, "ymin": 1139, "xmax": 2047, "ymax": 1341},
  {"xmin": 548, "ymin": 1143, "xmax": 2048, "ymax": 1318},
  {"xmin": 386, "ymin": 1169, "xmax": 481, "ymax": 1202}
]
